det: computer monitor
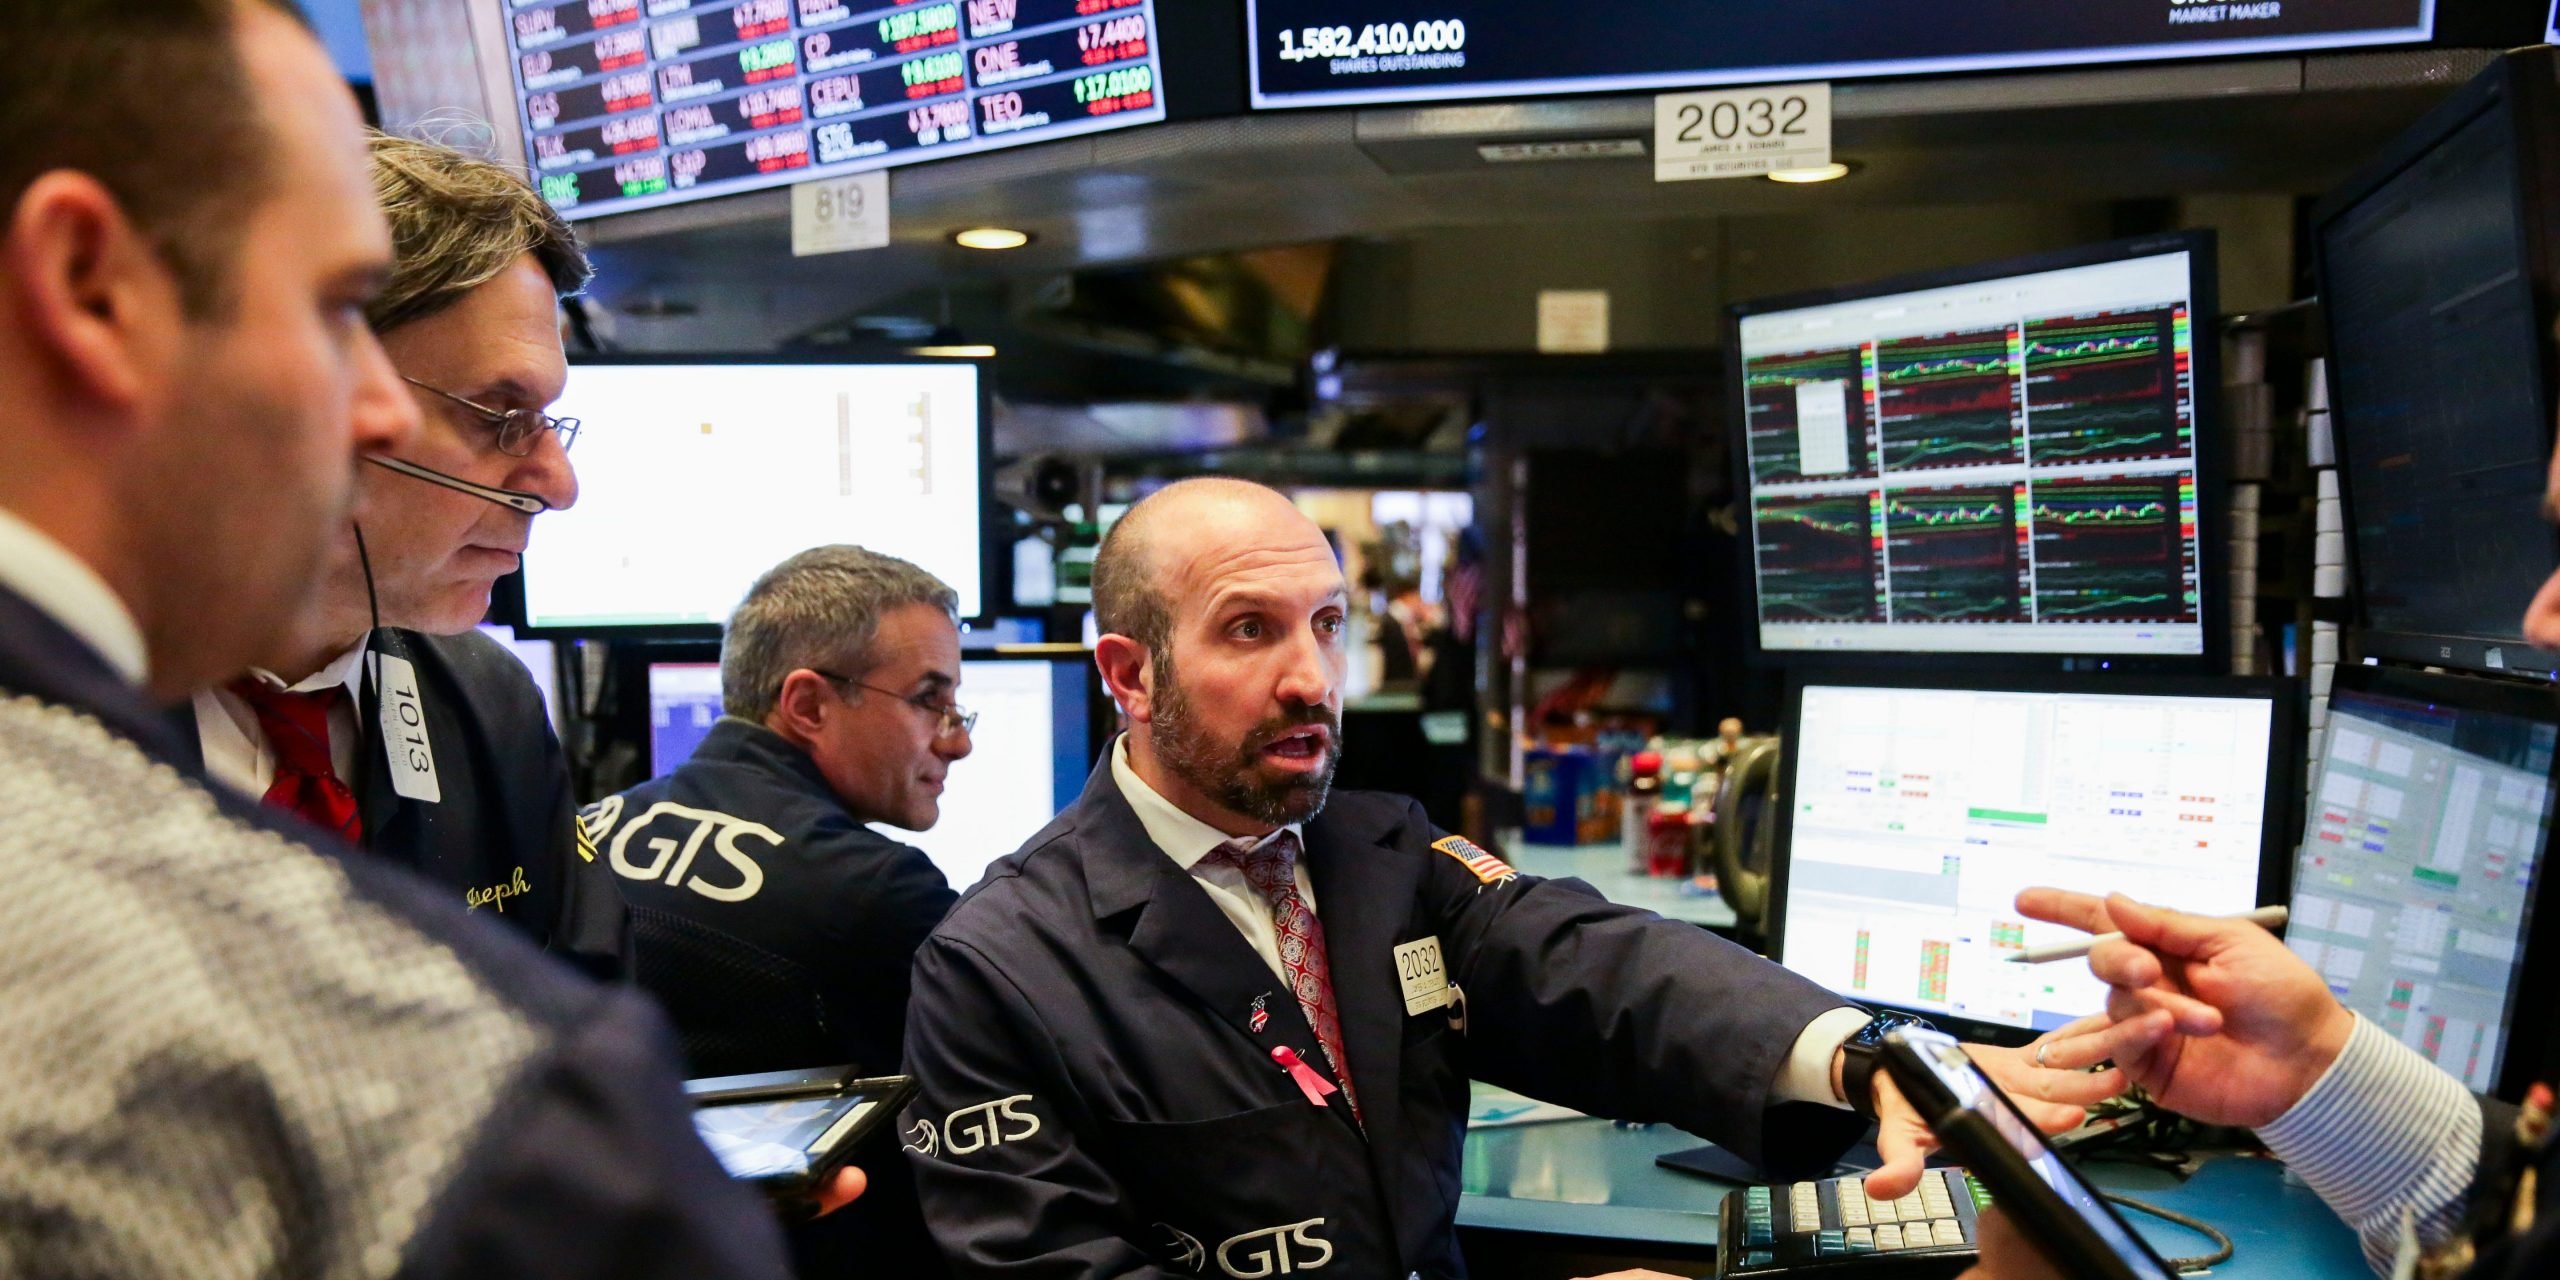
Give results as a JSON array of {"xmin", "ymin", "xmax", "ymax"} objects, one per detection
[
  {"xmin": 2289, "ymin": 665, "xmax": 2560, "ymax": 1099},
  {"xmin": 869, "ymin": 649, "xmax": 1106, "ymax": 893},
  {"xmin": 644, "ymin": 650, "xmax": 1108, "ymax": 893},
  {"xmin": 2311, "ymin": 48, "xmax": 2560, "ymax": 678},
  {"xmin": 1767, "ymin": 672, "xmax": 2296, "ymax": 1044},
  {"xmin": 1729, "ymin": 232, "xmax": 2221, "ymax": 666},
  {"xmin": 514, "ymin": 356, "xmax": 987, "ymax": 634},
  {"xmin": 647, "ymin": 661, "xmax": 726, "ymax": 777},
  {"xmin": 477, "ymin": 622, "xmax": 564, "ymax": 730}
]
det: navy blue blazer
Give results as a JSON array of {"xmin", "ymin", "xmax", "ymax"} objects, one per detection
[{"xmin": 901, "ymin": 751, "xmax": 1864, "ymax": 1278}]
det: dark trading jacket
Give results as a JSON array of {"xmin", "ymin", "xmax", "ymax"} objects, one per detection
[
  {"xmin": 0, "ymin": 584, "xmax": 789, "ymax": 1278},
  {"xmin": 901, "ymin": 751, "xmax": 1866, "ymax": 1279},
  {"xmin": 172, "ymin": 627, "xmax": 628, "ymax": 980},
  {"xmin": 588, "ymin": 715, "xmax": 959, "ymax": 1277},
  {"xmin": 587, "ymin": 715, "xmax": 958, "ymax": 1076}
]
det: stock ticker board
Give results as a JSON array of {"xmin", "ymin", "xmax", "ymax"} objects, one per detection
[
  {"xmin": 1245, "ymin": 0, "xmax": 2433, "ymax": 108},
  {"xmin": 503, "ymin": 0, "xmax": 1165, "ymax": 219}
]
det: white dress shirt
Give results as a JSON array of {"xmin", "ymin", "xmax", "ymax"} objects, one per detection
[
  {"xmin": 193, "ymin": 637, "xmax": 370, "ymax": 800},
  {"xmin": 1110, "ymin": 736, "xmax": 1863, "ymax": 1109},
  {"xmin": 0, "ymin": 505, "xmax": 148, "ymax": 685}
]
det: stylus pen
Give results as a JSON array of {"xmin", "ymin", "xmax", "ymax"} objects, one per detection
[{"xmin": 2003, "ymin": 905, "xmax": 2291, "ymax": 964}]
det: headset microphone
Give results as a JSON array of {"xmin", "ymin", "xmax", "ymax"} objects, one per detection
[{"xmin": 366, "ymin": 455, "xmax": 551, "ymax": 514}]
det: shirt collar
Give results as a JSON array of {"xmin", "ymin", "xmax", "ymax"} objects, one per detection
[
  {"xmin": 243, "ymin": 632, "xmax": 372, "ymax": 700},
  {"xmin": 0, "ymin": 505, "xmax": 149, "ymax": 686},
  {"xmin": 1111, "ymin": 735, "xmax": 1302, "ymax": 870}
]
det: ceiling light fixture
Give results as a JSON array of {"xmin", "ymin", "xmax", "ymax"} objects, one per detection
[
  {"xmin": 908, "ymin": 344, "xmax": 998, "ymax": 359},
  {"xmin": 1766, "ymin": 161, "xmax": 1856, "ymax": 184},
  {"xmin": 952, "ymin": 227, "xmax": 1034, "ymax": 250}
]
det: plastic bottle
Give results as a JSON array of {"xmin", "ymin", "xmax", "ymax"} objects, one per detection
[{"xmin": 1624, "ymin": 750, "xmax": 1662, "ymax": 874}]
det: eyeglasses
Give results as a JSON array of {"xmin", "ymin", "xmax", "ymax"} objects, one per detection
[
  {"xmin": 402, "ymin": 376, "xmax": 581, "ymax": 456},
  {"xmin": 807, "ymin": 669, "xmax": 978, "ymax": 739}
]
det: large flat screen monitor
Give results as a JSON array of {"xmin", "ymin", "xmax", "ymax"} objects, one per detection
[
  {"xmin": 2312, "ymin": 47, "xmax": 2560, "ymax": 679},
  {"xmin": 1768, "ymin": 672, "xmax": 2296, "ymax": 1044},
  {"xmin": 1732, "ymin": 233, "xmax": 2219, "ymax": 663},
  {"xmin": 1245, "ymin": 1, "xmax": 2433, "ymax": 110},
  {"xmin": 2289, "ymin": 665, "xmax": 2560, "ymax": 1099},
  {"xmin": 517, "ymin": 357, "xmax": 986, "ymax": 633},
  {"xmin": 871, "ymin": 649, "xmax": 1103, "ymax": 891},
  {"xmin": 485, "ymin": 0, "xmax": 1169, "ymax": 220},
  {"xmin": 647, "ymin": 650, "xmax": 1107, "ymax": 892}
]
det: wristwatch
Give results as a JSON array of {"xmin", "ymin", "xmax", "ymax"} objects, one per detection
[{"xmin": 1837, "ymin": 1009, "xmax": 1938, "ymax": 1120}]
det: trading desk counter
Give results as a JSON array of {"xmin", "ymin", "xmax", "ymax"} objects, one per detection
[
  {"xmin": 1503, "ymin": 842, "xmax": 1739, "ymax": 933},
  {"xmin": 1455, "ymin": 1099, "xmax": 2367, "ymax": 1278}
]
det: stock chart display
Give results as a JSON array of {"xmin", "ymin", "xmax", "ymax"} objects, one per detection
[
  {"xmin": 498, "ymin": 0, "xmax": 1166, "ymax": 220},
  {"xmin": 1247, "ymin": 0, "xmax": 2433, "ymax": 109},
  {"xmin": 1738, "ymin": 247, "xmax": 2205, "ymax": 657}
]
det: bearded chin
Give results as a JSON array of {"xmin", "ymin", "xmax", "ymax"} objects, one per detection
[{"xmin": 1150, "ymin": 667, "xmax": 1337, "ymax": 827}]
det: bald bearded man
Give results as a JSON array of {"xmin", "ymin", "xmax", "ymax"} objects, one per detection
[{"xmin": 898, "ymin": 478, "xmax": 2149, "ymax": 1279}]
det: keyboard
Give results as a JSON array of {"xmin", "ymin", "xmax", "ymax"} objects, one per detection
[{"xmin": 1715, "ymin": 1166, "xmax": 1989, "ymax": 1277}]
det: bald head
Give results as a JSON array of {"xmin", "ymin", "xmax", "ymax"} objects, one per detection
[
  {"xmin": 1092, "ymin": 477, "xmax": 1323, "ymax": 658},
  {"xmin": 1091, "ymin": 477, "xmax": 1347, "ymax": 833}
]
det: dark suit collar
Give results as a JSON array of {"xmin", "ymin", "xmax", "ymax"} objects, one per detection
[
  {"xmin": 688, "ymin": 715, "xmax": 839, "ymax": 797},
  {"xmin": 1068, "ymin": 742, "xmax": 1428, "ymax": 1132},
  {"xmin": 0, "ymin": 583, "xmax": 189, "ymax": 762}
]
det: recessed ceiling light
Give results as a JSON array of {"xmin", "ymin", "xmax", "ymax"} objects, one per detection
[
  {"xmin": 952, "ymin": 227, "xmax": 1033, "ymax": 250},
  {"xmin": 1767, "ymin": 162, "xmax": 1855, "ymax": 184},
  {"xmin": 908, "ymin": 344, "xmax": 998, "ymax": 358}
]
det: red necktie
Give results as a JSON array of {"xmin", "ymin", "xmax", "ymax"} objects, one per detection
[
  {"xmin": 226, "ymin": 677, "xmax": 362, "ymax": 846},
  {"xmin": 1210, "ymin": 830, "xmax": 1360, "ymax": 1122}
]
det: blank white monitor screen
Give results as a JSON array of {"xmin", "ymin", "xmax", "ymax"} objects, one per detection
[
  {"xmin": 1738, "ymin": 247, "xmax": 2205, "ymax": 657},
  {"xmin": 867, "ymin": 656, "xmax": 1095, "ymax": 893},
  {"xmin": 522, "ymin": 361, "xmax": 983, "ymax": 628},
  {"xmin": 1777, "ymin": 682, "xmax": 2275, "ymax": 1032},
  {"xmin": 2291, "ymin": 684, "xmax": 2557, "ymax": 1093}
]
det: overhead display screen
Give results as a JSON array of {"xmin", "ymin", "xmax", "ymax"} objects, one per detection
[
  {"xmin": 1736, "ymin": 243, "xmax": 2210, "ymax": 658},
  {"xmin": 1246, "ymin": 0, "xmax": 2435, "ymax": 109},
  {"xmin": 498, "ymin": 0, "xmax": 1166, "ymax": 220}
]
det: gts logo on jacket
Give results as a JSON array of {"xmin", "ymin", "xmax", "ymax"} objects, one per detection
[
  {"xmin": 904, "ymin": 1093, "xmax": 1041, "ymax": 1158},
  {"xmin": 1211, "ymin": 1219, "xmax": 1332, "ymax": 1277},
  {"xmin": 580, "ymin": 795, "xmax": 776, "ymax": 903}
]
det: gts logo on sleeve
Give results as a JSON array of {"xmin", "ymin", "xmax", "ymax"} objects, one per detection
[
  {"xmin": 904, "ymin": 1093, "xmax": 1041, "ymax": 1158},
  {"xmin": 585, "ymin": 796, "xmax": 779, "ymax": 903}
]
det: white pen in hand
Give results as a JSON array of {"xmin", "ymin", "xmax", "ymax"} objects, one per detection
[{"xmin": 2002, "ymin": 904, "xmax": 2290, "ymax": 964}]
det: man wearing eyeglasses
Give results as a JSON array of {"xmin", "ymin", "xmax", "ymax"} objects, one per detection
[
  {"xmin": 584, "ymin": 544, "xmax": 972, "ymax": 1276},
  {"xmin": 178, "ymin": 131, "xmax": 626, "ymax": 977}
]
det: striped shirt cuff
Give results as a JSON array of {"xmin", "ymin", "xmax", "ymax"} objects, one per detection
[{"xmin": 2255, "ymin": 1013, "xmax": 2480, "ymax": 1274}]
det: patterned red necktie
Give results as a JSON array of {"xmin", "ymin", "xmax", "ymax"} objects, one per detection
[
  {"xmin": 225, "ymin": 678, "xmax": 362, "ymax": 846},
  {"xmin": 1212, "ymin": 830, "xmax": 1360, "ymax": 1122}
]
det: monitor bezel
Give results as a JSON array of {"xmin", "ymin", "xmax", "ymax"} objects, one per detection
[
  {"xmin": 2317, "ymin": 662, "xmax": 2560, "ymax": 1101},
  {"xmin": 497, "ymin": 352, "xmax": 996, "ymax": 640},
  {"xmin": 1725, "ymin": 229, "xmax": 2226, "ymax": 674},
  {"xmin": 2309, "ymin": 48, "xmax": 2560, "ymax": 681},
  {"xmin": 1764, "ymin": 666, "xmax": 2302, "ymax": 1048}
]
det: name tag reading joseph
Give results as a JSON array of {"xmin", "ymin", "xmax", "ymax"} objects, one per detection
[
  {"xmin": 1394, "ymin": 937, "xmax": 1451, "ymax": 1016},
  {"xmin": 373, "ymin": 652, "xmax": 442, "ymax": 803}
]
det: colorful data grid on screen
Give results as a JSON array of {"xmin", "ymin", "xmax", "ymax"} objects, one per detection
[
  {"xmin": 1247, "ymin": 1, "xmax": 2434, "ymax": 110},
  {"xmin": 2291, "ymin": 689, "xmax": 2556, "ymax": 1093},
  {"xmin": 1740, "ymin": 251, "xmax": 2205, "ymax": 656},
  {"xmin": 497, "ymin": 0, "xmax": 1167, "ymax": 219},
  {"xmin": 1777, "ymin": 683, "xmax": 2273, "ymax": 1032}
]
